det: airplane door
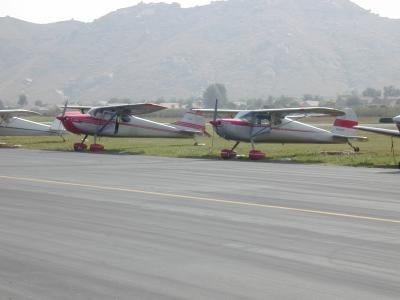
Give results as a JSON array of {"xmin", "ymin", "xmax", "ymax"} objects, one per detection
[{"xmin": 251, "ymin": 113, "xmax": 272, "ymax": 139}]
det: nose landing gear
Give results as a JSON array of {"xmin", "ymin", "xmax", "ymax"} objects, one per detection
[
  {"xmin": 220, "ymin": 141, "xmax": 240, "ymax": 159},
  {"xmin": 221, "ymin": 149, "xmax": 237, "ymax": 159},
  {"xmin": 73, "ymin": 142, "xmax": 87, "ymax": 152},
  {"xmin": 73, "ymin": 134, "xmax": 88, "ymax": 152},
  {"xmin": 219, "ymin": 141, "xmax": 266, "ymax": 160},
  {"xmin": 73, "ymin": 134, "xmax": 105, "ymax": 152}
]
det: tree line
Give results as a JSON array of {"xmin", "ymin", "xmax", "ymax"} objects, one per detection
[{"xmin": 2, "ymin": 84, "xmax": 400, "ymax": 118}]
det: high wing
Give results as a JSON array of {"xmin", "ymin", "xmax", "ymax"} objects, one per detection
[
  {"xmin": 193, "ymin": 107, "xmax": 345, "ymax": 118},
  {"xmin": 0, "ymin": 109, "xmax": 40, "ymax": 122},
  {"xmin": 0, "ymin": 109, "xmax": 40, "ymax": 117},
  {"xmin": 192, "ymin": 108, "xmax": 242, "ymax": 114},
  {"xmin": 59, "ymin": 105, "xmax": 93, "ymax": 113},
  {"xmin": 354, "ymin": 125, "xmax": 400, "ymax": 137},
  {"xmin": 87, "ymin": 103, "xmax": 167, "ymax": 117}
]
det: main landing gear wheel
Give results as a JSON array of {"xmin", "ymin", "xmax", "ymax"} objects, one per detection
[
  {"xmin": 249, "ymin": 150, "xmax": 266, "ymax": 160},
  {"xmin": 353, "ymin": 146, "xmax": 360, "ymax": 153},
  {"xmin": 73, "ymin": 143, "xmax": 87, "ymax": 152},
  {"xmin": 220, "ymin": 149, "xmax": 237, "ymax": 159},
  {"xmin": 90, "ymin": 144, "xmax": 105, "ymax": 152}
]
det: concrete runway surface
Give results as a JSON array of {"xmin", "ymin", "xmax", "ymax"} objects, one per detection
[{"xmin": 0, "ymin": 149, "xmax": 399, "ymax": 300}]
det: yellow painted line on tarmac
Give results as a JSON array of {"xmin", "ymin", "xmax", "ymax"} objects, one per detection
[{"xmin": 1, "ymin": 175, "xmax": 399, "ymax": 224}]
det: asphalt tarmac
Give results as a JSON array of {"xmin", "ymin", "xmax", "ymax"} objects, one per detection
[{"xmin": 0, "ymin": 149, "xmax": 399, "ymax": 300}]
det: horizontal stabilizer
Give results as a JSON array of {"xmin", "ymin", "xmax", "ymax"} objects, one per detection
[
  {"xmin": 171, "ymin": 110, "xmax": 206, "ymax": 135},
  {"xmin": 333, "ymin": 134, "xmax": 368, "ymax": 142},
  {"xmin": 355, "ymin": 125, "xmax": 400, "ymax": 137}
]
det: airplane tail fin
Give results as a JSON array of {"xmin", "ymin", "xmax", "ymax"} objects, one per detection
[
  {"xmin": 331, "ymin": 108, "xmax": 359, "ymax": 138},
  {"xmin": 171, "ymin": 110, "xmax": 206, "ymax": 134}
]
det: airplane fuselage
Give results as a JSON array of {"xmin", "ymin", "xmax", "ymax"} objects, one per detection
[
  {"xmin": 60, "ymin": 112, "xmax": 193, "ymax": 138},
  {"xmin": 0, "ymin": 117, "xmax": 54, "ymax": 136},
  {"xmin": 214, "ymin": 118, "xmax": 347, "ymax": 144}
]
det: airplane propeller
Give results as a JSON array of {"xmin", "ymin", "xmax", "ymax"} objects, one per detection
[
  {"xmin": 213, "ymin": 98, "xmax": 218, "ymax": 124},
  {"xmin": 209, "ymin": 98, "xmax": 219, "ymax": 153},
  {"xmin": 114, "ymin": 115, "xmax": 120, "ymax": 135},
  {"xmin": 61, "ymin": 99, "xmax": 68, "ymax": 118},
  {"xmin": 56, "ymin": 100, "xmax": 68, "ymax": 141}
]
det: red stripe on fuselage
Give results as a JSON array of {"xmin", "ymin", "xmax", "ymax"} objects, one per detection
[
  {"xmin": 172, "ymin": 121, "xmax": 205, "ymax": 130},
  {"xmin": 65, "ymin": 115, "xmax": 187, "ymax": 135},
  {"xmin": 221, "ymin": 119, "xmax": 252, "ymax": 126},
  {"xmin": 59, "ymin": 112, "xmax": 185, "ymax": 135},
  {"xmin": 116, "ymin": 122, "xmax": 183, "ymax": 134}
]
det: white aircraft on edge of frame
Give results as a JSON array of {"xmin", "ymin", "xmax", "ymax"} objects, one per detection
[
  {"xmin": 0, "ymin": 109, "xmax": 65, "ymax": 137},
  {"xmin": 355, "ymin": 115, "xmax": 400, "ymax": 168},
  {"xmin": 355, "ymin": 115, "xmax": 400, "ymax": 137}
]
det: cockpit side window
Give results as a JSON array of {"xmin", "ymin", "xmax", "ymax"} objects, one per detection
[
  {"xmin": 254, "ymin": 113, "xmax": 271, "ymax": 125},
  {"xmin": 102, "ymin": 111, "xmax": 116, "ymax": 121},
  {"xmin": 235, "ymin": 111, "xmax": 271, "ymax": 125},
  {"xmin": 234, "ymin": 111, "xmax": 250, "ymax": 120},
  {"xmin": 234, "ymin": 112, "xmax": 252, "ymax": 123},
  {"xmin": 271, "ymin": 113, "xmax": 283, "ymax": 125}
]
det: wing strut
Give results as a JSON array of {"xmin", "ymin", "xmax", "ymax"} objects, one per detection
[{"xmin": 94, "ymin": 112, "xmax": 118, "ymax": 144}]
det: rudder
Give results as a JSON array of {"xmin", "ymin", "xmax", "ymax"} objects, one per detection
[
  {"xmin": 172, "ymin": 110, "xmax": 206, "ymax": 133},
  {"xmin": 331, "ymin": 108, "xmax": 358, "ymax": 137}
]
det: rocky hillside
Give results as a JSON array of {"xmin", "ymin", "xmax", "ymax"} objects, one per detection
[{"xmin": 1, "ymin": 0, "xmax": 400, "ymax": 104}]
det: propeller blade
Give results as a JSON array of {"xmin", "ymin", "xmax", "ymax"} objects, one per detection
[
  {"xmin": 61, "ymin": 99, "xmax": 68, "ymax": 118},
  {"xmin": 114, "ymin": 116, "xmax": 119, "ymax": 135},
  {"xmin": 213, "ymin": 98, "xmax": 218, "ymax": 123},
  {"xmin": 56, "ymin": 99, "xmax": 68, "ymax": 141},
  {"xmin": 209, "ymin": 123, "xmax": 216, "ymax": 154},
  {"xmin": 209, "ymin": 98, "xmax": 219, "ymax": 154}
]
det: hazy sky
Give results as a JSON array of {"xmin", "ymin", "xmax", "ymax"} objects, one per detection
[{"xmin": 0, "ymin": 0, "xmax": 399, "ymax": 24}]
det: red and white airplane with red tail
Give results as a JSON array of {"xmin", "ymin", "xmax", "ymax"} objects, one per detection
[
  {"xmin": 195, "ymin": 103, "xmax": 367, "ymax": 160},
  {"xmin": 57, "ymin": 103, "xmax": 206, "ymax": 151}
]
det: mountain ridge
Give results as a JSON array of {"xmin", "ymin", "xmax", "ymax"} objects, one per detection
[{"xmin": 1, "ymin": 0, "xmax": 400, "ymax": 104}]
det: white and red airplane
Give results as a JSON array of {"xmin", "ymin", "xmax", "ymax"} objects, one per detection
[
  {"xmin": 0, "ymin": 109, "xmax": 64, "ymax": 136},
  {"xmin": 195, "ymin": 104, "xmax": 367, "ymax": 160},
  {"xmin": 56, "ymin": 103, "xmax": 206, "ymax": 151}
]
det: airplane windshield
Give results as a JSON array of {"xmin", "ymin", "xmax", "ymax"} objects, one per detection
[
  {"xmin": 234, "ymin": 111, "xmax": 251, "ymax": 120},
  {"xmin": 235, "ymin": 111, "xmax": 271, "ymax": 125}
]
